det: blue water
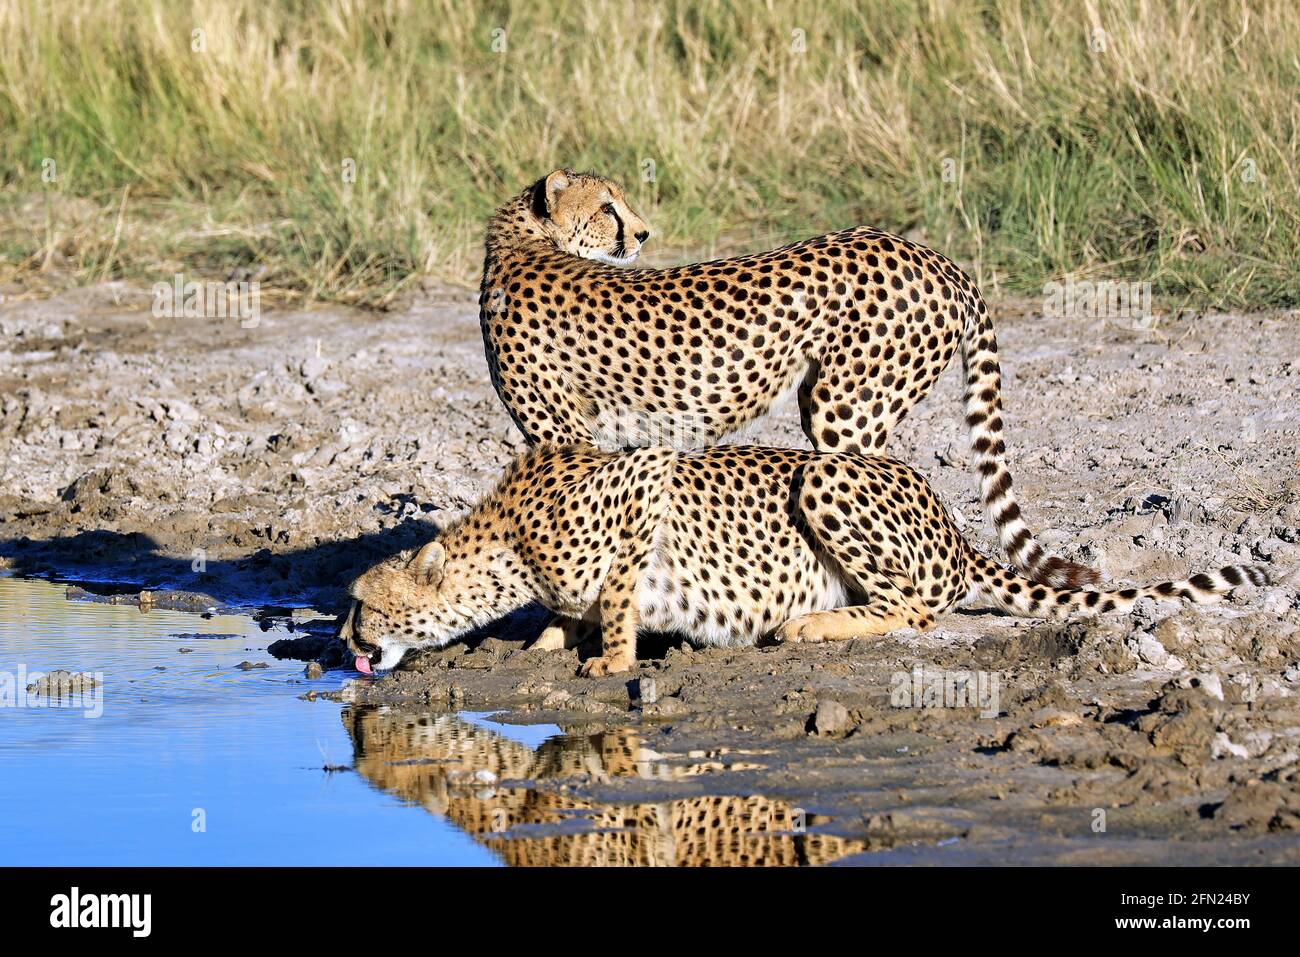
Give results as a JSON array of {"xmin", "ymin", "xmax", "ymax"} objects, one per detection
[{"xmin": 0, "ymin": 577, "xmax": 501, "ymax": 866}]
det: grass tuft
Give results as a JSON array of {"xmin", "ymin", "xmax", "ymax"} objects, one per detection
[{"xmin": 1, "ymin": 0, "xmax": 1297, "ymax": 307}]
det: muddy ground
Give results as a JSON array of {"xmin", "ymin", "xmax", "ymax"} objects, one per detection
[{"xmin": 2, "ymin": 276, "xmax": 1299, "ymax": 863}]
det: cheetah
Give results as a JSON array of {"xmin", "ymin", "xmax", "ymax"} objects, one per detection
[
  {"xmin": 343, "ymin": 707, "xmax": 866, "ymax": 866},
  {"xmin": 480, "ymin": 168, "xmax": 1094, "ymax": 588},
  {"xmin": 339, "ymin": 444, "xmax": 1267, "ymax": 677}
]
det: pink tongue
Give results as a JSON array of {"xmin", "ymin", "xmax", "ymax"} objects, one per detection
[{"xmin": 354, "ymin": 655, "xmax": 373, "ymax": 675}]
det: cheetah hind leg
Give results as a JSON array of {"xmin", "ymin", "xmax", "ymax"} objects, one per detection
[
  {"xmin": 529, "ymin": 616, "xmax": 597, "ymax": 652},
  {"xmin": 776, "ymin": 578, "xmax": 935, "ymax": 644},
  {"xmin": 798, "ymin": 358, "xmax": 903, "ymax": 456}
]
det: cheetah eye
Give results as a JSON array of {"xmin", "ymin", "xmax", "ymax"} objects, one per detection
[{"xmin": 602, "ymin": 202, "xmax": 616, "ymax": 216}]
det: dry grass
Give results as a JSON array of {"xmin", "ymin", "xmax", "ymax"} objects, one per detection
[{"xmin": 1, "ymin": 0, "xmax": 1298, "ymax": 306}]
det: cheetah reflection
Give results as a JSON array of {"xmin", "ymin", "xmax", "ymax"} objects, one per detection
[{"xmin": 343, "ymin": 706, "xmax": 864, "ymax": 866}]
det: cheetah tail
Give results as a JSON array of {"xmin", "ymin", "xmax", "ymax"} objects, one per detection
[
  {"xmin": 959, "ymin": 294, "xmax": 1099, "ymax": 589},
  {"xmin": 964, "ymin": 547, "xmax": 1269, "ymax": 618}
]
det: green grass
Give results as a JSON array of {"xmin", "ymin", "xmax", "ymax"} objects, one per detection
[{"xmin": 2, "ymin": 0, "xmax": 1298, "ymax": 307}]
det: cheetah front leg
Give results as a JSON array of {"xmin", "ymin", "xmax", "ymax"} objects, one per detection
[
  {"xmin": 578, "ymin": 545, "xmax": 648, "ymax": 677},
  {"xmin": 571, "ymin": 446, "xmax": 675, "ymax": 678}
]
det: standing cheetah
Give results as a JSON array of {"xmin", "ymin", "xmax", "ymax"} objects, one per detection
[
  {"xmin": 340, "ymin": 444, "xmax": 1266, "ymax": 677},
  {"xmin": 480, "ymin": 169, "xmax": 1095, "ymax": 588}
]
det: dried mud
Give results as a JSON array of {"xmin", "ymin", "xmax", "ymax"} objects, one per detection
[{"xmin": 3, "ymin": 279, "xmax": 1299, "ymax": 862}]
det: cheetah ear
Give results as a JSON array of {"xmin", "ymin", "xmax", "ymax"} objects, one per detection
[
  {"xmin": 409, "ymin": 541, "xmax": 445, "ymax": 588},
  {"xmin": 530, "ymin": 169, "xmax": 570, "ymax": 219}
]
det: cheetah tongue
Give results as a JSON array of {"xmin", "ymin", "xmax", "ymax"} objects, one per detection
[{"xmin": 354, "ymin": 655, "xmax": 373, "ymax": 675}]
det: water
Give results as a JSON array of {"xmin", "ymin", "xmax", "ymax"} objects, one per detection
[
  {"xmin": 0, "ymin": 577, "xmax": 495, "ymax": 866},
  {"xmin": 0, "ymin": 577, "xmax": 863, "ymax": 866}
]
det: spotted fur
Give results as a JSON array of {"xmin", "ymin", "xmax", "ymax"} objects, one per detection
[
  {"xmin": 339, "ymin": 445, "xmax": 1268, "ymax": 675},
  {"xmin": 480, "ymin": 169, "xmax": 1096, "ymax": 588},
  {"xmin": 344, "ymin": 709, "xmax": 866, "ymax": 866}
]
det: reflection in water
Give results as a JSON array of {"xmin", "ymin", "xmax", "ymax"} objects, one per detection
[
  {"xmin": 0, "ymin": 577, "xmax": 497, "ymax": 866},
  {"xmin": 343, "ymin": 707, "xmax": 866, "ymax": 866}
]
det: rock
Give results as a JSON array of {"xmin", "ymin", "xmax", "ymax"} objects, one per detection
[
  {"xmin": 643, "ymin": 696, "xmax": 690, "ymax": 717},
  {"xmin": 1215, "ymin": 781, "xmax": 1300, "ymax": 832},
  {"xmin": 1128, "ymin": 597, "xmax": 1163, "ymax": 631},
  {"xmin": 811, "ymin": 699, "xmax": 852, "ymax": 736},
  {"xmin": 1005, "ymin": 729, "xmax": 1044, "ymax": 753},
  {"xmin": 26, "ymin": 670, "xmax": 98, "ymax": 695},
  {"xmin": 1139, "ymin": 687, "xmax": 1222, "ymax": 759},
  {"xmin": 1135, "ymin": 633, "xmax": 1169, "ymax": 667},
  {"xmin": 1192, "ymin": 671, "xmax": 1225, "ymax": 701},
  {"xmin": 300, "ymin": 355, "xmax": 331, "ymax": 381},
  {"xmin": 304, "ymin": 661, "xmax": 324, "ymax": 679},
  {"xmin": 267, "ymin": 634, "xmax": 349, "ymax": 668},
  {"xmin": 541, "ymin": 689, "xmax": 571, "ymax": 708},
  {"xmin": 235, "ymin": 660, "xmax": 269, "ymax": 670},
  {"xmin": 636, "ymin": 676, "xmax": 659, "ymax": 706},
  {"xmin": 1027, "ymin": 708, "xmax": 1083, "ymax": 729},
  {"xmin": 1211, "ymin": 732, "xmax": 1251, "ymax": 760},
  {"xmin": 164, "ymin": 399, "xmax": 200, "ymax": 422}
]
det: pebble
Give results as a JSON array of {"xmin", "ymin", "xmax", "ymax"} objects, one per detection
[
  {"xmin": 1191, "ymin": 672, "xmax": 1225, "ymax": 701},
  {"xmin": 300, "ymin": 356, "xmax": 331, "ymax": 381},
  {"xmin": 636, "ymin": 676, "xmax": 659, "ymax": 705},
  {"xmin": 812, "ymin": 699, "xmax": 852, "ymax": 735},
  {"xmin": 1135, "ymin": 633, "xmax": 1169, "ymax": 667}
]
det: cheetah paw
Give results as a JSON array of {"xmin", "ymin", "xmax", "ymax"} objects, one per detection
[
  {"xmin": 578, "ymin": 655, "xmax": 629, "ymax": 678},
  {"xmin": 529, "ymin": 625, "xmax": 567, "ymax": 652},
  {"xmin": 775, "ymin": 617, "xmax": 825, "ymax": 644}
]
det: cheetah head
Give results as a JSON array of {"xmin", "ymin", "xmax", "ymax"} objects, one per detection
[
  {"xmin": 338, "ymin": 540, "xmax": 511, "ymax": 673},
  {"xmin": 528, "ymin": 169, "xmax": 650, "ymax": 265}
]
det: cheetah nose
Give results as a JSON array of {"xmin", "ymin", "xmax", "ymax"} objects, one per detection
[{"xmin": 635, "ymin": 229, "xmax": 649, "ymax": 244}]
